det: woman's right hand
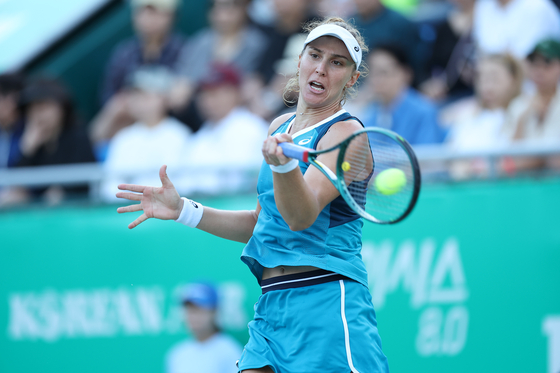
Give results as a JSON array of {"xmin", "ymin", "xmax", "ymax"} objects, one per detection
[{"xmin": 116, "ymin": 165, "xmax": 184, "ymax": 229}]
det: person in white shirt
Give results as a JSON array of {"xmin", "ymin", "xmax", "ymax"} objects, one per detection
[
  {"xmin": 442, "ymin": 53, "xmax": 524, "ymax": 178},
  {"xmin": 100, "ymin": 67, "xmax": 191, "ymax": 202},
  {"xmin": 176, "ymin": 64, "xmax": 269, "ymax": 196},
  {"xmin": 502, "ymin": 39, "xmax": 560, "ymax": 172},
  {"xmin": 473, "ymin": 0, "xmax": 560, "ymax": 58},
  {"xmin": 165, "ymin": 283, "xmax": 242, "ymax": 373}
]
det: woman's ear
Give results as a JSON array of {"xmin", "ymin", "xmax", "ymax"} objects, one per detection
[{"xmin": 346, "ymin": 70, "xmax": 361, "ymax": 88}]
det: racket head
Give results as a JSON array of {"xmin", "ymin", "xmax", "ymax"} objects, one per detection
[{"xmin": 335, "ymin": 127, "xmax": 421, "ymax": 224}]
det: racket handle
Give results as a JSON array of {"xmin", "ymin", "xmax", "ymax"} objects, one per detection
[{"xmin": 279, "ymin": 142, "xmax": 309, "ymax": 162}]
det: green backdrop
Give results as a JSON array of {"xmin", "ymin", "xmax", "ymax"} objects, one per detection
[{"xmin": 1, "ymin": 178, "xmax": 559, "ymax": 373}]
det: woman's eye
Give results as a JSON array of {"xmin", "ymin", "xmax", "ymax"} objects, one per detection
[
  {"xmin": 333, "ymin": 60, "xmax": 342, "ymax": 66},
  {"xmin": 311, "ymin": 53, "xmax": 319, "ymax": 59}
]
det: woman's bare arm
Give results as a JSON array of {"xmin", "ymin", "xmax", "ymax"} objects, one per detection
[
  {"xmin": 262, "ymin": 120, "xmax": 363, "ymax": 231},
  {"xmin": 116, "ymin": 165, "xmax": 260, "ymax": 243}
]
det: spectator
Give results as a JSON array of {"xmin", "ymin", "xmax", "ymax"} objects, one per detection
[
  {"xmin": 473, "ymin": 0, "xmax": 560, "ymax": 59},
  {"xmin": 0, "ymin": 77, "xmax": 95, "ymax": 207},
  {"xmin": 100, "ymin": 67, "xmax": 191, "ymax": 202},
  {"xmin": 0, "ymin": 73, "xmax": 24, "ymax": 168},
  {"xmin": 244, "ymin": 0, "xmax": 316, "ymax": 120},
  {"xmin": 354, "ymin": 44, "xmax": 446, "ymax": 145},
  {"xmin": 502, "ymin": 39, "xmax": 560, "ymax": 171},
  {"xmin": 176, "ymin": 64, "xmax": 268, "ymax": 195},
  {"xmin": 350, "ymin": 0, "xmax": 424, "ymax": 84},
  {"xmin": 443, "ymin": 54, "xmax": 524, "ymax": 178},
  {"xmin": 444, "ymin": 54, "xmax": 524, "ymax": 148},
  {"xmin": 310, "ymin": 0, "xmax": 356, "ymax": 18},
  {"xmin": 504, "ymin": 39, "xmax": 560, "ymax": 142},
  {"xmin": 420, "ymin": 0, "xmax": 477, "ymax": 103},
  {"xmin": 165, "ymin": 283, "xmax": 242, "ymax": 373},
  {"xmin": 91, "ymin": 0, "xmax": 185, "ymax": 159},
  {"xmin": 169, "ymin": 0, "xmax": 268, "ymax": 117}
]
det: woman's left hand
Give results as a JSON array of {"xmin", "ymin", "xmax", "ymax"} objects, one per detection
[{"xmin": 262, "ymin": 133, "xmax": 294, "ymax": 166}]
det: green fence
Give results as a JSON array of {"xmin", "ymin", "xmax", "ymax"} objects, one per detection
[{"xmin": 1, "ymin": 178, "xmax": 559, "ymax": 373}]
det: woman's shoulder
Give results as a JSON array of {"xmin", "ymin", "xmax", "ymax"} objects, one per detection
[
  {"xmin": 316, "ymin": 116, "xmax": 362, "ymax": 150},
  {"xmin": 268, "ymin": 112, "xmax": 295, "ymax": 135},
  {"xmin": 507, "ymin": 94, "xmax": 531, "ymax": 112},
  {"xmin": 184, "ymin": 27, "xmax": 215, "ymax": 48}
]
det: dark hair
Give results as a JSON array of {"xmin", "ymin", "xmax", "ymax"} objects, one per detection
[
  {"xmin": 19, "ymin": 77, "xmax": 78, "ymax": 131},
  {"xmin": 0, "ymin": 73, "xmax": 24, "ymax": 95},
  {"xmin": 370, "ymin": 43, "xmax": 412, "ymax": 70}
]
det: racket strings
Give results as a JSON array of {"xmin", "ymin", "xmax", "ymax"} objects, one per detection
[
  {"xmin": 342, "ymin": 132, "xmax": 416, "ymax": 222},
  {"xmin": 340, "ymin": 133, "xmax": 373, "ymax": 209}
]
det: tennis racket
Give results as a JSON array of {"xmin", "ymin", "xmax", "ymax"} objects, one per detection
[{"xmin": 279, "ymin": 127, "xmax": 421, "ymax": 224}]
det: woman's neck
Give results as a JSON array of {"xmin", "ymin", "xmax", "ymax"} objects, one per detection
[
  {"xmin": 538, "ymin": 85, "xmax": 558, "ymax": 99},
  {"xmin": 291, "ymin": 100, "xmax": 343, "ymax": 133},
  {"xmin": 214, "ymin": 32, "xmax": 242, "ymax": 62},
  {"xmin": 142, "ymin": 35, "xmax": 166, "ymax": 60},
  {"xmin": 449, "ymin": 7, "xmax": 473, "ymax": 35}
]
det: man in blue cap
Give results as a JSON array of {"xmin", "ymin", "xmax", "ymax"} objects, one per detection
[{"xmin": 165, "ymin": 282, "xmax": 242, "ymax": 373}]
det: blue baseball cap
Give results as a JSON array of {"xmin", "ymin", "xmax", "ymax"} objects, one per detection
[{"xmin": 180, "ymin": 283, "xmax": 218, "ymax": 310}]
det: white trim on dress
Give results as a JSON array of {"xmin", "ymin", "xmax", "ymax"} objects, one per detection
[
  {"xmin": 340, "ymin": 279, "xmax": 360, "ymax": 373},
  {"xmin": 285, "ymin": 109, "xmax": 348, "ymax": 137}
]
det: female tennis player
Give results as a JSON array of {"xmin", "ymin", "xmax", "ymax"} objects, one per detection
[{"xmin": 117, "ymin": 17, "xmax": 389, "ymax": 373}]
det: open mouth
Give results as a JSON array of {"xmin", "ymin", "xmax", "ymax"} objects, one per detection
[{"xmin": 309, "ymin": 81, "xmax": 325, "ymax": 93}]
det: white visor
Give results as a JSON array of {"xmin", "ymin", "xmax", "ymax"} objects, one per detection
[{"xmin": 303, "ymin": 24, "xmax": 362, "ymax": 68}]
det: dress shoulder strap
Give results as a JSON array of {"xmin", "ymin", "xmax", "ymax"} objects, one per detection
[{"xmin": 312, "ymin": 112, "xmax": 364, "ymax": 149}]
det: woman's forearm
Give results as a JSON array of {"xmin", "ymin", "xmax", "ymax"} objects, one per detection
[
  {"xmin": 196, "ymin": 207, "xmax": 259, "ymax": 243},
  {"xmin": 273, "ymin": 170, "xmax": 322, "ymax": 231}
]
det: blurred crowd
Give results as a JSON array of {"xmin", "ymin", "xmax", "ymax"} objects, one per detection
[{"xmin": 2, "ymin": 0, "xmax": 560, "ymax": 207}]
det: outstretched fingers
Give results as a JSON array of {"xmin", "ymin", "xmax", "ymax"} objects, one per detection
[
  {"xmin": 117, "ymin": 203, "xmax": 143, "ymax": 214},
  {"xmin": 118, "ymin": 184, "xmax": 147, "ymax": 193},
  {"xmin": 128, "ymin": 213, "xmax": 149, "ymax": 229},
  {"xmin": 116, "ymin": 191, "xmax": 143, "ymax": 201}
]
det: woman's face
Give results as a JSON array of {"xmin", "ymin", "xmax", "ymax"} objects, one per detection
[
  {"xmin": 209, "ymin": 0, "xmax": 247, "ymax": 34},
  {"xmin": 127, "ymin": 89, "xmax": 167, "ymax": 124},
  {"xmin": 528, "ymin": 56, "xmax": 560, "ymax": 92},
  {"xmin": 133, "ymin": 6, "xmax": 174, "ymax": 39},
  {"xmin": 197, "ymin": 84, "xmax": 239, "ymax": 123},
  {"xmin": 273, "ymin": 0, "xmax": 307, "ymax": 19},
  {"xmin": 0, "ymin": 92, "xmax": 18, "ymax": 130},
  {"xmin": 26, "ymin": 100, "xmax": 64, "ymax": 135},
  {"xmin": 298, "ymin": 36, "xmax": 359, "ymax": 109},
  {"xmin": 476, "ymin": 59, "xmax": 515, "ymax": 109},
  {"xmin": 368, "ymin": 50, "xmax": 410, "ymax": 103}
]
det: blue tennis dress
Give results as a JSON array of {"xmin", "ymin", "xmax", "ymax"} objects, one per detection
[{"xmin": 238, "ymin": 109, "xmax": 389, "ymax": 373}]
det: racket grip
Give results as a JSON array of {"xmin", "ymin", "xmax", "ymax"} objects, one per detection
[{"xmin": 279, "ymin": 142, "xmax": 309, "ymax": 162}]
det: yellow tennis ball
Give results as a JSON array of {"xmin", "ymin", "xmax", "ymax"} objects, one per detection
[
  {"xmin": 375, "ymin": 168, "xmax": 406, "ymax": 195},
  {"xmin": 341, "ymin": 161, "xmax": 351, "ymax": 172}
]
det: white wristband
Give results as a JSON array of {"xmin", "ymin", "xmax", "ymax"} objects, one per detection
[
  {"xmin": 270, "ymin": 158, "xmax": 299, "ymax": 173},
  {"xmin": 175, "ymin": 197, "xmax": 204, "ymax": 228}
]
